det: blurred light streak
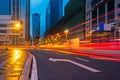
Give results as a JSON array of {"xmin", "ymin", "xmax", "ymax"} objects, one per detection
[
  {"xmin": 69, "ymin": 8, "xmax": 120, "ymax": 31},
  {"xmin": 48, "ymin": 8, "xmax": 120, "ymax": 38},
  {"xmin": 69, "ymin": 16, "xmax": 120, "ymax": 35}
]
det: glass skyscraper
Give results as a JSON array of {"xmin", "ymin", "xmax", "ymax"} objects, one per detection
[
  {"xmin": 32, "ymin": 13, "xmax": 40, "ymax": 40},
  {"xmin": 0, "ymin": 0, "xmax": 11, "ymax": 15},
  {"xmin": 46, "ymin": 0, "xmax": 63, "ymax": 30}
]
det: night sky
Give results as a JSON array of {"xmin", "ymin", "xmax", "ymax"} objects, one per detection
[{"xmin": 30, "ymin": 0, "xmax": 69, "ymax": 38}]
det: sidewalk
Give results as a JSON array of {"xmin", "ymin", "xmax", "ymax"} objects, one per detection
[
  {"xmin": 0, "ymin": 50, "xmax": 32, "ymax": 80},
  {"xmin": 19, "ymin": 52, "xmax": 33, "ymax": 80},
  {"xmin": 39, "ymin": 44, "xmax": 120, "ymax": 54}
]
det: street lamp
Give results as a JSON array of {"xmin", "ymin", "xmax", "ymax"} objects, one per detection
[
  {"xmin": 14, "ymin": 22, "xmax": 21, "ymax": 29},
  {"xmin": 56, "ymin": 33, "xmax": 61, "ymax": 44},
  {"xmin": 5, "ymin": 34, "xmax": 8, "ymax": 50},
  {"xmin": 64, "ymin": 28, "xmax": 69, "ymax": 43},
  {"xmin": 14, "ymin": 22, "xmax": 22, "ymax": 45}
]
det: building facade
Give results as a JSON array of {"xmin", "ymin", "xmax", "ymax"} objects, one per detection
[
  {"xmin": 85, "ymin": 0, "xmax": 92, "ymax": 41},
  {"xmin": 26, "ymin": 0, "xmax": 30, "ymax": 42},
  {"xmin": 45, "ymin": 0, "xmax": 86, "ymax": 40},
  {"xmin": 0, "ymin": 0, "xmax": 30, "ymax": 45},
  {"xmin": 85, "ymin": 0, "xmax": 120, "ymax": 42},
  {"xmin": 32, "ymin": 13, "xmax": 40, "ymax": 41},
  {"xmin": 0, "ymin": 0, "xmax": 11, "ymax": 15},
  {"xmin": 115, "ymin": 0, "xmax": 120, "ymax": 37},
  {"xmin": 46, "ymin": 3, "xmax": 50, "ymax": 30},
  {"xmin": 64, "ymin": 0, "xmax": 86, "ymax": 39},
  {"xmin": 46, "ymin": 0, "xmax": 63, "ymax": 30}
]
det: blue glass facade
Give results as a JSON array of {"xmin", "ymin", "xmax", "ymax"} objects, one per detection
[
  {"xmin": 0, "ymin": 0, "xmax": 11, "ymax": 15},
  {"xmin": 32, "ymin": 13, "xmax": 40, "ymax": 40},
  {"xmin": 46, "ymin": 0, "xmax": 63, "ymax": 30}
]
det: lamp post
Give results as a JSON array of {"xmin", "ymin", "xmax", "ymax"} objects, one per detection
[
  {"xmin": 5, "ymin": 34, "xmax": 8, "ymax": 50},
  {"xmin": 56, "ymin": 33, "xmax": 61, "ymax": 44},
  {"xmin": 64, "ymin": 28, "xmax": 69, "ymax": 43}
]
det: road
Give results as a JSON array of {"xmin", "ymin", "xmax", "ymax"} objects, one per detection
[
  {"xmin": 0, "ymin": 49, "xmax": 28, "ymax": 80},
  {"xmin": 29, "ymin": 49, "xmax": 120, "ymax": 80}
]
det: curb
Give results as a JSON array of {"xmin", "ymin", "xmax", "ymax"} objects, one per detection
[
  {"xmin": 19, "ymin": 52, "xmax": 38, "ymax": 80},
  {"xmin": 19, "ymin": 53, "xmax": 33, "ymax": 80},
  {"xmin": 30, "ymin": 55, "xmax": 38, "ymax": 80}
]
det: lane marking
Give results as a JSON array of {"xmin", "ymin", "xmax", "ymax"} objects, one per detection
[
  {"xmin": 31, "ymin": 55, "xmax": 38, "ymax": 80},
  {"xmin": 49, "ymin": 58, "xmax": 101, "ymax": 73},
  {"xmin": 76, "ymin": 57, "xmax": 89, "ymax": 62},
  {"xmin": 91, "ymin": 57, "xmax": 120, "ymax": 61}
]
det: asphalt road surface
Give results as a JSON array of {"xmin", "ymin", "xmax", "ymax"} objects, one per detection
[{"xmin": 29, "ymin": 49, "xmax": 120, "ymax": 80}]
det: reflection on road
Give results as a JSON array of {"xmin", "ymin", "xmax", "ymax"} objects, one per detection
[
  {"xmin": 0, "ymin": 49, "xmax": 28, "ymax": 80},
  {"xmin": 12, "ymin": 50, "xmax": 22, "ymax": 62}
]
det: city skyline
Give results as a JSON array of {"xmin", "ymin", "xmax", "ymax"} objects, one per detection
[
  {"xmin": 30, "ymin": 0, "xmax": 69, "ymax": 38},
  {"xmin": 0, "ymin": 1, "xmax": 120, "ymax": 80}
]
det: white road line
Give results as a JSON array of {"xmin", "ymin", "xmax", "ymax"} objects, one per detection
[
  {"xmin": 68, "ymin": 60, "xmax": 101, "ymax": 73},
  {"xmin": 31, "ymin": 55, "xmax": 38, "ymax": 80},
  {"xmin": 76, "ymin": 57, "xmax": 89, "ymax": 62},
  {"xmin": 49, "ymin": 58, "xmax": 101, "ymax": 73}
]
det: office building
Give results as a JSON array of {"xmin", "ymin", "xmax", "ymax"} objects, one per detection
[
  {"xmin": 32, "ymin": 13, "xmax": 40, "ymax": 41},
  {"xmin": 21, "ymin": 0, "xmax": 30, "ymax": 43},
  {"xmin": 64, "ymin": 0, "xmax": 86, "ymax": 39},
  {"xmin": 85, "ymin": 0, "xmax": 120, "ymax": 42},
  {"xmin": 85, "ymin": 0, "xmax": 92, "ymax": 40},
  {"xmin": 45, "ymin": 0, "xmax": 86, "ymax": 40},
  {"xmin": 0, "ymin": 0, "xmax": 30, "ymax": 45},
  {"xmin": 46, "ymin": 0, "xmax": 63, "ymax": 30}
]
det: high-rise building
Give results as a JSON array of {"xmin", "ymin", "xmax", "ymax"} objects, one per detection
[
  {"xmin": 85, "ymin": 0, "xmax": 92, "ymax": 40},
  {"xmin": 46, "ymin": 3, "xmax": 50, "ymax": 30},
  {"xmin": 32, "ymin": 13, "xmax": 40, "ymax": 41},
  {"xmin": 11, "ymin": 0, "xmax": 20, "ymax": 20},
  {"xmin": 0, "ymin": 0, "xmax": 11, "ymax": 15},
  {"xmin": 64, "ymin": 0, "xmax": 86, "ymax": 39},
  {"xmin": 46, "ymin": 0, "xmax": 63, "ymax": 30},
  {"xmin": 0, "ymin": 0, "xmax": 13, "ymax": 45},
  {"xmin": 0, "ymin": 0, "xmax": 30, "ymax": 45},
  {"xmin": 45, "ymin": 0, "xmax": 86, "ymax": 40},
  {"xmin": 21, "ymin": 0, "xmax": 30, "ymax": 42},
  {"xmin": 25, "ymin": 0, "xmax": 30, "ymax": 42}
]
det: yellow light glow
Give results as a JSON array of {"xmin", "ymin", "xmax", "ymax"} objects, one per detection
[
  {"xmin": 15, "ymin": 23, "xmax": 21, "ymax": 29},
  {"xmin": 64, "ymin": 29, "xmax": 69, "ymax": 34},
  {"xmin": 12, "ymin": 50, "xmax": 22, "ymax": 62},
  {"xmin": 15, "ymin": 23, "xmax": 21, "ymax": 27},
  {"xmin": 14, "ymin": 22, "xmax": 21, "ymax": 29}
]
